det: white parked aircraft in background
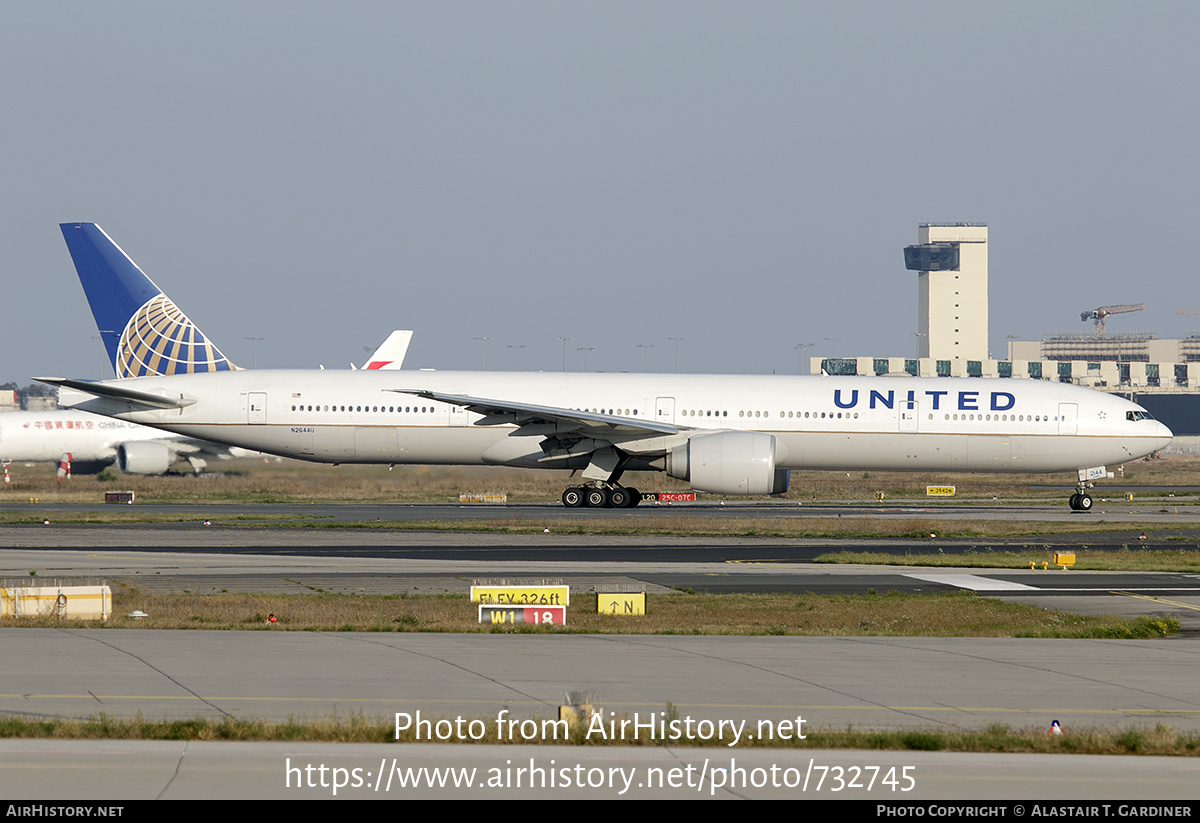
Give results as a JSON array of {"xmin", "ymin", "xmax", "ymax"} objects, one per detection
[
  {"xmin": 44, "ymin": 223, "xmax": 1172, "ymax": 510},
  {"xmin": 359, "ymin": 330, "xmax": 413, "ymax": 371},
  {"xmin": 0, "ymin": 409, "xmax": 250, "ymax": 477}
]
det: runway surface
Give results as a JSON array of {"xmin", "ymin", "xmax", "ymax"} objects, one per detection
[
  {"xmin": 5, "ymin": 741, "xmax": 1198, "ymax": 800},
  {"xmin": 2, "ymin": 630, "xmax": 1199, "ymax": 799},
  {"xmin": 5, "ymin": 630, "xmax": 1198, "ymax": 729},
  {"xmin": 10, "ymin": 498, "xmax": 1200, "ymax": 524},
  {"xmin": 2, "ymin": 502, "xmax": 1199, "ymax": 800},
  {"xmin": 4, "ymin": 515, "xmax": 1200, "ymax": 628}
]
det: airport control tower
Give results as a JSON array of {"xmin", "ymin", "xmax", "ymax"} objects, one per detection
[{"xmin": 904, "ymin": 223, "xmax": 989, "ymax": 361}]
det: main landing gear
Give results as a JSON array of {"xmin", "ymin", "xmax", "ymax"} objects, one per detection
[{"xmin": 562, "ymin": 483, "xmax": 641, "ymax": 509}]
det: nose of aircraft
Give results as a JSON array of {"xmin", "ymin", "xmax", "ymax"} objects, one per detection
[{"xmin": 1154, "ymin": 420, "xmax": 1173, "ymax": 451}]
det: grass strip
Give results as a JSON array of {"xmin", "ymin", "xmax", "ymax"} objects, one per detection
[
  {"xmin": 1, "ymin": 589, "xmax": 1180, "ymax": 638},
  {"xmin": 4, "ymin": 456, "xmax": 1200, "ymax": 507},
  {"xmin": 221, "ymin": 517, "xmax": 1200, "ymax": 541},
  {"xmin": 0, "ymin": 714, "xmax": 1196, "ymax": 755}
]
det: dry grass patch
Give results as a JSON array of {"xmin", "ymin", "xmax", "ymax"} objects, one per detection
[
  {"xmin": 4, "ymin": 507, "xmax": 1196, "ymax": 544},
  {"xmin": 0, "ymin": 460, "xmax": 660, "ymax": 505},
  {"xmin": 803, "ymin": 722, "xmax": 1200, "ymax": 755},
  {"xmin": 3, "ymin": 455, "xmax": 1199, "ymax": 506},
  {"xmin": 1, "ymin": 586, "xmax": 1176, "ymax": 639},
  {"xmin": 325, "ymin": 515, "xmax": 1191, "ymax": 541},
  {"xmin": 0, "ymin": 714, "xmax": 1196, "ymax": 754}
]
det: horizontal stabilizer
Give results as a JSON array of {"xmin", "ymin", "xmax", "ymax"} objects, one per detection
[{"xmin": 34, "ymin": 377, "xmax": 195, "ymax": 410}]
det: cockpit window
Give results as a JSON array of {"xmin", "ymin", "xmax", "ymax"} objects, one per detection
[{"xmin": 1126, "ymin": 410, "xmax": 1155, "ymax": 421}]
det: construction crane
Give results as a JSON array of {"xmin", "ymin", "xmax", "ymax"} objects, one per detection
[
  {"xmin": 1081, "ymin": 304, "xmax": 1144, "ymax": 335},
  {"xmin": 1177, "ymin": 308, "xmax": 1200, "ymax": 318}
]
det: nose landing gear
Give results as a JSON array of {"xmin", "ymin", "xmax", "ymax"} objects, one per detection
[{"xmin": 1069, "ymin": 466, "xmax": 1109, "ymax": 511}]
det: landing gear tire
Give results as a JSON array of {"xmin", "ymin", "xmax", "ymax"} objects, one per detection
[
  {"xmin": 566, "ymin": 485, "xmax": 637, "ymax": 508},
  {"xmin": 1068, "ymin": 492, "xmax": 1093, "ymax": 511},
  {"xmin": 585, "ymin": 488, "xmax": 609, "ymax": 508}
]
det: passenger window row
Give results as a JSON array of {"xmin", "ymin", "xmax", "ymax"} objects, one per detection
[{"xmin": 290, "ymin": 404, "xmax": 433, "ymax": 413}]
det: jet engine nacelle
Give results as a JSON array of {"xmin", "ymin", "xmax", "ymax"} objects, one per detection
[
  {"xmin": 117, "ymin": 441, "xmax": 172, "ymax": 475},
  {"xmin": 666, "ymin": 431, "xmax": 790, "ymax": 495}
]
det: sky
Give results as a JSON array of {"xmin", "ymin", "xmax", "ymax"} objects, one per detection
[{"xmin": 2, "ymin": 1, "xmax": 1198, "ymax": 381}]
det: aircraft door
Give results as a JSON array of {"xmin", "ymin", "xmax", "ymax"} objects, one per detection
[
  {"xmin": 899, "ymin": 400, "xmax": 919, "ymax": 433},
  {"xmin": 656, "ymin": 397, "xmax": 675, "ymax": 425},
  {"xmin": 246, "ymin": 392, "xmax": 268, "ymax": 424},
  {"xmin": 296, "ymin": 432, "xmax": 315, "ymax": 455},
  {"xmin": 1058, "ymin": 403, "xmax": 1078, "ymax": 435}
]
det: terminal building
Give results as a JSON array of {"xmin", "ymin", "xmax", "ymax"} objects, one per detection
[{"xmin": 812, "ymin": 223, "xmax": 1200, "ymax": 435}]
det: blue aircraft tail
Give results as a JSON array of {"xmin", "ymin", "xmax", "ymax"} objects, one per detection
[{"xmin": 60, "ymin": 223, "xmax": 237, "ymax": 377}]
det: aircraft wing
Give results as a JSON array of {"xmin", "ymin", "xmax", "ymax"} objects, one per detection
[
  {"xmin": 161, "ymin": 437, "xmax": 229, "ymax": 456},
  {"xmin": 166, "ymin": 436, "xmax": 255, "ymax": 461},
  {"xmin": 390, "ymin": 389, "xmax": 680, "ymax": 437}
]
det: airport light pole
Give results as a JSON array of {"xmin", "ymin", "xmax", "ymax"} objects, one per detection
[
  {"xmin": 794, "ymin": 342, "xmax": 814, "ymax": 375},
  {"xmin": 91, "ymin": 335, "xmax": 105, "ymax": 378},
  {"xmin": 473, "ymin": 337, "xmax": 491, "ymax": 370},
  {"xmin": 245, "ymin": 336, "xmax": 264, "ymax": 369},
  {"xmin": 508, "ymin": 344, "xmax": 525, "ymax": 370},
  {"xmin": 668, "ymin": 337, "xmax": 686, "ymax": 373},
  {"xmin": 577, "ymin": 346, "xmax": 594, "ymax": 372},
  {"xmin": 558, "ymin": 337, "xmax": 571, "ymax": 372},
  {"xmin": 637, "ymin": 343, "xmax": 654, "ymax": 373},
  {"xmin": 912, "ymin": 332, "xmax": 926, "ymax": 359}
]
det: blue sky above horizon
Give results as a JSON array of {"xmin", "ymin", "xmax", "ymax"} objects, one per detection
[{"xmin": 3, "ymin": 2, "xmax": 1197, "ymax": 380}]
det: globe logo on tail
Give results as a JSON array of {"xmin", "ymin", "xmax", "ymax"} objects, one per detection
[{"xmin": 116, "ymin": 294, "xmax": 236, "ymax": 378}]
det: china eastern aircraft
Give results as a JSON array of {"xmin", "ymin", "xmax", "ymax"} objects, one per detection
[
  {"xmin": 0, "ymin": 408, "xmax": 251, "ymax": 478},
  {"xmin": 40, "ymin": 223, "xmax": 1172, "ymax": 511}
]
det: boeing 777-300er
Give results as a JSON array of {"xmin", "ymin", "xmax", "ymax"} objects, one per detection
[{"xmin": 42, "ymin": 222, "xmax": 1172, "ymax": 510}]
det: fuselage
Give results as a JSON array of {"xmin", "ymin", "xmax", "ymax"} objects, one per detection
[
  {"xmin": 0, "ymin": 410, "xmax": 168, "ymax": 463},
  {"xmin": 65, "ymin": 370, "xmax": 1173, "ymax": 475}
]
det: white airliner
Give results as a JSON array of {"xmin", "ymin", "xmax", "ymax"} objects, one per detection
[
  {"xmin": 3, "ymin": 227, "xmax": 410, "ymax": 480},
  {"xmin": 0, "ymin": 409, "xmax": 250, "ymax": 477},
  {"xmin": 42, "ymin": 223, "xmax": 1172, "ymax": 510},
  {"xmin": 2, "ymin": 329, "xmax": 408, "ymax": 480}
]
